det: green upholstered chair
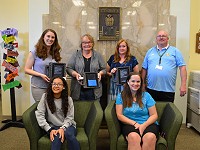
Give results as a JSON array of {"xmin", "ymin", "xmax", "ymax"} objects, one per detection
[
  {"xmin": 105, "ymin": 100, "xmax": 183, "ymax": 150},
  {"xmin": 22, "ymin": 100, "xmax": 103, "ymax": 150}
]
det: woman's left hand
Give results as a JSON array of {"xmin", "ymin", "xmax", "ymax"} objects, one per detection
[
  {"xmin": 98, "ymin": 73, "xmax": 101, "ymax": 81},
  {"xmin": 40, "ymin": 74, "xmax": 50, "ymax": 82},
  {"xmin": 58, "ymin": 128, "xmax": 65, "ymax": 143},
  {"xmin": 111, "ymin": 68, "xmax": 117, "ymax": 74},
  {"xmin": 135, "ymin": 123, "xmax": 146, "ymax": 136}
]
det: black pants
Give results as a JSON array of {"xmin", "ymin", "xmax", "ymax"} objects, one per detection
[{"xmin": 147, "ymin": 88, "xmax": 175, "ymax": 103}]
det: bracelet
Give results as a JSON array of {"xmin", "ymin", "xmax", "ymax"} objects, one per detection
[
  {"xmin": 133, "ymin": 122, "xmax": 137, "ymax": 126},
  {"xmin": 60, "ymin": 126, "xmax": 66, "ymax": 131}
]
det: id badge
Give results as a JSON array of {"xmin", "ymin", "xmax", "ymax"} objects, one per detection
[{"xmin": 155, "ymin": 65, "xmax": 163, "ymax": 70}]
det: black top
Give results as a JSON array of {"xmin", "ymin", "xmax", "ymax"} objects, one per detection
[{"xmin": 83, "ymin": 56, "xmax": 91, "ymax": 72}]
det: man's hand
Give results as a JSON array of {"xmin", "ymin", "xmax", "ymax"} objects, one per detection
[{"xmin": 180, "ymin": 85, "xmax": 186, "ymax": 97}]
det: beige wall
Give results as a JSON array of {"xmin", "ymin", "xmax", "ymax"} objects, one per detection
[
  {"xmin": 170, "ymin": 0, "xmax": 190, "ymax": 123},
  {"xmin": 28, "ymin": 0, "xmax": 49, "ymax": 104},
  {"xmin": 0, "ymin": 0, "xmax": 29, "ymax": 115},
  {"xmin": 188, "ymin": 0, "xmax": 200, "ymax": 72},
  {"xmin": 0, "ymin": 0, "xmax": 49, "ymax": 116}
]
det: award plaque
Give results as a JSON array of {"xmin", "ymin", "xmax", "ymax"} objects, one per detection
[
  {"xmin": 99, "ymin": 7, "xmax": 120, "ymax": 41},
  {"xmin": 83, "ymin": 72, "xmax": 99, "ymax": 88},
  {"xmin": 196, "ymin": 31, "xmax": 200, "ymax": 53},
  {"xmin": 46, "ymin": 62, "xmax": 66, "ymax": 78},
  {"xmin": 116, "ymin": 66, "xmax": 130, "ymax": 85}
]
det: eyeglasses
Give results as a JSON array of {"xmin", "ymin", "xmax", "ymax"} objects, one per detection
[
  {"xmin": 156, "ymin": 35, "xmax": 168, "ymax": 39},
  {"xmin": 82, "ymin": 41, "xmax": 91, "ymax": 45},
  {"xmin": 52, "ymin": 83, "xmax": 63, "ymax": 87}
]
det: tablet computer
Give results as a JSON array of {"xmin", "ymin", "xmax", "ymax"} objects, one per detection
[{"xmin": 83, "ymin": 72, "xmax": 99, "ymax": 88}]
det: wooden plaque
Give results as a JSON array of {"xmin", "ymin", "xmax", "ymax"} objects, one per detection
[
  {"xmin": 99, "ymin": 7, "xmax": 120, "ymax": 41},
  {"xmin": 196, "ymin": 32, "xmax": 200, "ymax": 54}
]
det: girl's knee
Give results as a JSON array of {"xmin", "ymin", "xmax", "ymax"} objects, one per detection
[
  {"xmin": 65, "ymin": 132, "xmax": 76, "ymax": 141},
  {"xmin": 65, "ymin": 126, "xmax": 76, "ymax": 138},
  {"xmin": 142, "ymin": 133, "xmax": 156, "ymax": 143},
  {"xmin": 127, "ymin": 132, "xmax": 141, "ymax": 143}
]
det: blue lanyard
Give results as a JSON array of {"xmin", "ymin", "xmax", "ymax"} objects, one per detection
[{"xmin": 156, "ymin": 46, "xmax": 169, "ymax": 65}]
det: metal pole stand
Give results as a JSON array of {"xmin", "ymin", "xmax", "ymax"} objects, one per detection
[{"xmin": 0, "ymin": 83, "xmax": 24, "ymax": 131}]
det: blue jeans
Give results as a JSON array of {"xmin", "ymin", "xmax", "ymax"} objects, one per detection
[{"xmin": 51, "ymin": 126, "xmax": 80, "ymax": 150}]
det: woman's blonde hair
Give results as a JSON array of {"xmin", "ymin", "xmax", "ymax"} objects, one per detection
[{"xmin": 80, "ymin": 33, "xmax": 94, "ymax": 50}]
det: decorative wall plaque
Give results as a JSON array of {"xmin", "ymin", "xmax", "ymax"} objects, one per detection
[
  {"xmin": 196, "ymin": 31, "xmax": 200, "ymax": 54},
  {"xmin": 99, "ymin": 7, "xmax": 120, "ymax": 41}
]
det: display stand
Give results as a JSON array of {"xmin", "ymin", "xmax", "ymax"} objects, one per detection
[
  {"xmin": 0, "ymin": 79, "xmax": 24, "ymax": 131},
  {"xmin": 0, "ymin": 28, "xmax": 23, "ymax": 131}
]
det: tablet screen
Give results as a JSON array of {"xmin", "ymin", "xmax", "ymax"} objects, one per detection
[{"xmin": 88, "ymin": 79, "xmax": 97, "ymax": 86}]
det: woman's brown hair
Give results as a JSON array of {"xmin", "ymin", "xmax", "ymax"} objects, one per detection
[
  {"xmin": 121, "ymin": 72, "xmax": 143, "ymax": 108},
  {"xmin": 114, "ymin": 39, "xmax": 132, "ymax": 63},
  {"xmin": 35, "ymin": 29, "xmax": 61, "ymax": 62}
]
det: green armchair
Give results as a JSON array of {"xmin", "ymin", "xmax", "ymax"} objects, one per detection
[
  {"xmin": 105, "ymin": 100, "xmax": 183, "ymax": 150},
  {"xmin": 22, "ymin": 100, "xmax": 103, "ymax": 150}
]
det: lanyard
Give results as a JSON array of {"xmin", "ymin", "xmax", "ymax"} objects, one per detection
[{"xmin": 156, "ymin": 46, "xmax": 169, "ymax": 65}]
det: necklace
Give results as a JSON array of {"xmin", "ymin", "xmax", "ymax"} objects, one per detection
[{"xmin": 83, "ymin": 56, "xmax": 91, "ymax": 61}]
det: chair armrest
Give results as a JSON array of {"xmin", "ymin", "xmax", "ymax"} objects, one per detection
[
  {"xmin": 159, "ymin": 103, "xmax": 183, "ymax": 150},
  {"xmin": 85, "ymin": 100, "xmax": 103, "ymax": 150},
  {"xmin": 105, "ymin": 100, "xmax": 121, "ymax": 150},
  {"xmin": 22, "ymin": 102, "xmax": 45, "ymax": 150}
]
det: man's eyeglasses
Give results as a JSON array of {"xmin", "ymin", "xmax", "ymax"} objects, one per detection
[
  {"xmin": 156, "ymin": 35, "xmax": 168, "ymax": 39},
  {"xmin": 52, "ymin": 83, "xmax": 63, "ymax": 87}
]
